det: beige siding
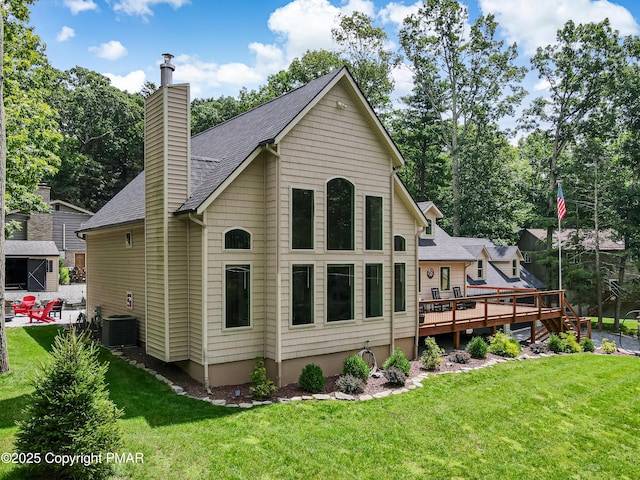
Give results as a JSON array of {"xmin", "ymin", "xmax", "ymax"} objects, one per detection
[
  {"xmin": 393, "ymin": 191, "xmax": 418, "ymax": 340},
  {"xmin": 204, "ymin": 158, "xmax": 266, "ymax": 364},
  {"xmin": 86, "ymin": 224, "xmax": 146, "ymax": 343},
  {"xmin": 188, "ymin": 221, "xmax": 203, "ymax": 363},
  {"xmin": 144, "ymin": 84, "xmax": 190, "ymax": 362},
  {"xmin": 272, "ymin": 79, "xmax": 417, "ymax": 361},
  {"xmin": 467, "ymin": 252, "xmax": 490, "ymax": 283},
  {"xmin": 418, "ymin": 261, "xmax": 468, "ymax": 299}
]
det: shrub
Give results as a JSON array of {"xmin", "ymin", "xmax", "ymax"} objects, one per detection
[
  {"xmin": 488, "ymin": 331, "xmax": 522, "ymax": 358},
  {"xmin": 384, "ymin": 367, "xmax": 407, "ymax": 386},
  {"xmin": 420, "ymin": 337, "xmax": 444, "ymax": 371},
  {"xmin": 336, "ymin": 374, "xmax": 366, "ymax": 394},
  {"xmin": 298, "ymin": 364, "xmax": 325, "ymax": 393},
  {"xmin": 15, "ymin": 330, "xmax": 122, "ymax": 480},
  {"xmin": 560, "ymin": 332, "xmax": 581, "ymax": 353},
  {"xmin": 601, "ymin": 338, "xmax": 616, "ymax": 354},
  {"xmin": 579, "ymin": 337, "xmax": 595, "ymax": 353},
  {"xmin": 466, "ymin": 336, "xmax": 488, "ymax": 359},
  {"xmin": 547, "ymin": 334, "xmax": 563, "ymax": 353},
  {"xmin": 450, "ymin": 351, "xmax": 471, "ymax": 364},
  {"xmin": 343, "ymin": 354, "xmax": 370, "ymax": 382},
  {"xmin": 250, "ymin": 357, "xmax": 277, "ymax": 400},
  {"xmin": 383, "ymin": 348, "xmax": 411, "ymax": 375}
]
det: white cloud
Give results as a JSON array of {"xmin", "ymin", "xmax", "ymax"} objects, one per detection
[
  {"xmin": 89, "ymin": 40, "xmax": 128, "ymax": 61},
  {"xmin": 171, "ymin": 54, "xmax": 264, "ymax": 98},
  {"xmin": 533, "ymin": 79, "xmax": 551, "ymax": 92},
  {"xmin": 113, "ymin": 0, "xmax": 190, "ymax": 17},
  {"xmin": 56, "ymin": 26, "xmax": 76, "ymax": 42},
  {"xmin": 479, "ymin": 0, "xmax": 640, "ymax": 54},
  {"xmin": 267, "ymin": 0, "xmax": 375, "ymax": 61},
  {"xmin": 64, "ymin": 0, "xmax": 98, "ymax": 15},
  {"xmin": 104, "ymin": 70, "xmax": 146, "ymax": 93},
  {"xmin": 249, "ymin": 42, "xmax": 286, "ymax": 74},
  {"xmin": 379, "ymin": 1, "xmax": 421, "ymax": 28}
]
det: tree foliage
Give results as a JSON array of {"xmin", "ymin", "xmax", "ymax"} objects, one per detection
[
  {"xmin": 399, "ymin": 0, "xmax": 526, "ymax": 235},
  {"xmin": 46, "ymin": 67, "xmax": 144, "ymax": 211}
]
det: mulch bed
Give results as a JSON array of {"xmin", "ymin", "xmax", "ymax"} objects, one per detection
[{"xmin": 117, "ymin": 344, "xmax": 636, "ymax": 404}]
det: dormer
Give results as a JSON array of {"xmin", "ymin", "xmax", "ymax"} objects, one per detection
[{"xmin": 417, "ymin": 201, "xmax": 444, "ymax": 240}]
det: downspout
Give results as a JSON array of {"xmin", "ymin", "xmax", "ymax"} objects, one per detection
[
  {"xmin": 263, "ymin": 143, "xmax": 282, "ymax": 385},
  {"xmin": 415, "ymin": 224, "xmax": 424, "ymax": 360},
  {"xmin": 390, "ymin": 166, "xmax": 397, "ymax": 356},
  {"xmin": 188, "ymin": 213, "xmax": 210, "ymax": 393}
]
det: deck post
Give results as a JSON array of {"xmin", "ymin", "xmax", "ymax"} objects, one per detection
[
  {"xmin": 490, "ymin": 326, "xmax": 496, "ymax": 335},
  {"xmin": 453, "ymin": 331, "xmax": 460, "ymax": 350},
  {"xmin": 530, "ymin": 321, "xmax": 536, "ymax": 343}
]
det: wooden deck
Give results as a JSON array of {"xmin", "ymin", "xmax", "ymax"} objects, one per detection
[{"xmin": 418, "ymin": 290, "xmax": 590, "ymax": 348}]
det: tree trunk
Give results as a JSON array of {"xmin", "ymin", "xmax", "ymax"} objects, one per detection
[
  {"xmin": 594, "ymin": 168, "xmax": 603, "ymax": 331},
  {"xmin": 0, "ymin": 10, "xmax": 11, "ymax": 374},
  {"xmin": 613, "ymin": 252, "xmax": 626, "ymax": 333}
]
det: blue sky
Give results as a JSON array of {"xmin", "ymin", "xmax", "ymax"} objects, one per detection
[{"xmin": 30, "ymin": 0, "xmax": 640, "ymax": 103}]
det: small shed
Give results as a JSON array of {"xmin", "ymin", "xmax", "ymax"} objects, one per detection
[{"xmin": 5, "ymin": 240, "xmax": 60, "ymax": 291}]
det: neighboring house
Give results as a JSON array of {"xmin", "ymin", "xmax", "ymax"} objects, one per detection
[
  {"xmin": 77, "ymin": 61, "xmax": 427, "ymax": 387},
  {"xmin": 417, "ymin": 202, "xmax": 476, "ymax": 300},
  {"xmin": 6, "ymin": 185, "xmax": 93, "ymax": 274}
]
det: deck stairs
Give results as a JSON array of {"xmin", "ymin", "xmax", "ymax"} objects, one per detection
[{"xmin": 528, "ymin": 301, "xmax": 591, "ymax": 343}]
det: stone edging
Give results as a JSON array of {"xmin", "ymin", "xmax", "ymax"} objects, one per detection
[{"xmin": 109, "ymin": 350, "xmax": 555, "ymax": 409}]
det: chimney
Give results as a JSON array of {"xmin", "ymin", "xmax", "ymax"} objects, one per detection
[
  {"xmin": 160, "ymin": 53, "xmax": 175, "ymax": 86},
  {"xmin": 144, "ymin": 54, "xmax": 190, "ymax": 362}
]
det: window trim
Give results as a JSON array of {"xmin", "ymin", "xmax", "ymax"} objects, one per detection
[
  {"xmin": 223, "ymin": 262, "xmax": 252, "ymax": 331},
  {"xmin": 290, "ymin": 186, "xmax": 315, "ymax": 251},
  {"xmin": 326, "ymin": 177, "xmax": 355, "ymax": 251},
  {"xmin": 365, "ymin": 263, "xmax": 384, "ymax": 319},
  {"xmin": 477, "ymin": 259, "xmax": 484, "ymax": 280},
  {"xmin": 125, "ymin": 231, "xmax": 132, "ymax": 248},
  {"xmin": 394, "ymin": 235, "xmax": 406, "ymax": 252},
  {"xmin": 365, "ymin": 195, "xmax": 383, "ymax": 251},
  {"xmin": 425, "ymin": 219, "xmax": 433, "ymax": 236},
  {"xmin": 394, "ymin": 263, "xmax": 406, "ymax": 313},
  {"xmin": 326, "ymin": 263, "xmax": 355, "ymax": 323},
  {"xmin": 223, "ymin": 227, "xmax": 252, "ymax": 251},
  {"xmin": 440, "ymin": 266, "xmax": 451, "ymax": 292},
  {"xmin": 512, "ymin": 259, "xmax": 519, "ymax": 278},
  {"xmin": 291, "ymin": 263, "xmax": 315, "ymax": 327}
]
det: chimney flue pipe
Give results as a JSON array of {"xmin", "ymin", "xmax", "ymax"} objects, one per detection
[{"xmin": 160, "ymin": 53, "xmax": 175, "ymax": 86}]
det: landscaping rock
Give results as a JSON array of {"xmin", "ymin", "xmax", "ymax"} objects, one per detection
[
  {"xmin": 335, "ymin": 392, "xmax": 355, "ymax": 401},
  {"xmin": 312, "ymin": 394, "xmax": 331, "ymax": 401},
  {"xmin": 171, "ymin": 385, "xmax": 184, "ymax": 394}
]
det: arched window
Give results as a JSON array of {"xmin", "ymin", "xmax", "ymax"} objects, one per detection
[
  {"xmin": 326, "ymin": 178, "xmax": 354, "ymax": 250},
  {"xmin": 394, "ymin": 235, "xmax": 406, "ymax": 252},
  {"xmin": 225, "ymin": 229, "xmax": 251, "ymax": 250}
]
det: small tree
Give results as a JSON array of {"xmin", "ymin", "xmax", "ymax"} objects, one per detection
[{"xmin": 15, "ymin": 330, "xmax": 122, "ymax": 479}]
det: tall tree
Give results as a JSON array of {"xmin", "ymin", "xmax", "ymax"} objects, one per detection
[
  {"xmin": 46, "ymin": 67, "xmax": 144, "ymax": 211},
  {"xmin": 399, "ymin": 0, "xmax": 526, "ymax": 235},
  {"xmin": 1, "ymin": 0, "xmax": 9, "ymax": 375},
  {"xmin": 191, "ymin": 95, "xmax": 242, "ymax": 135},
  {"xmin": 332, "ymin": 11, "xmax": 399, "ymax": 114},
  {"xmin": 522, "ymin": 19, "xmax": 624, "ymax": 253}
]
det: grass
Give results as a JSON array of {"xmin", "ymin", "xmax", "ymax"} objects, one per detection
[
  {"xmin": 590, "ymin": 316, "xmax": 639, "ymax": 337},
  {"xmin": 1, "ymin": 326, "xmax": 640, "ymax": 479}
]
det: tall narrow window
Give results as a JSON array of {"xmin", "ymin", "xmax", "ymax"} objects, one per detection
[
  {"xmin": 394, "ymin": 235, "xmax": 406, "ymax": 252},
  {"xmin": 440, "ymin": 266, "xmax": 450, "ymax": 291},
  {"xmin": 292, "ymin": 265, "xmax": 314, "ymax": 325},
  {"xmin": 327, "ymin": 178, "xmax": 354, "ymax": 250},
  {"xmin": 512, "ymin": 259, "xmax": 518, "ymax": 277},
  {"xmin": 418, "ymin": 267, "xmax": 422, "ymax": 293},
  {"xmin": 292, "ymin": 189, "xmax": 314, "ymax": 249},
  {"xmin": 365, "ymin": 196, "xmax": 383, "ymax": 250},
  {"xmin": 477, "ymin": 259, "xmax": 484, "ymax": 279},
  {"xmin": 327, "ymin": 264, "xmax": 354, "ymax": 321},
  {"xmin": 394, "ymin": 263, "xmax": 406, "ymax": 312},
  {"xmin": 365, "ymin": 264, "xmax": 383, "ymax": 318},
  {"xmin": 225, "ymin": 229, "xmax": 250, "ymax": 250},
  {"xmin": 225, "ymin": 265, "xmax": 250, "ymax": 328}
]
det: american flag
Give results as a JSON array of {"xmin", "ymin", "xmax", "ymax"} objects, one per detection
[{"xmin": 557, "ymin": 184, "xmax": 566, "ymax": 222}]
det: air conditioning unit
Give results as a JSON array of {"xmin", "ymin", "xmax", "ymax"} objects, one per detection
[{"xmin": 102, "ymin": 314, "xmax": 137, "ymax": 347}]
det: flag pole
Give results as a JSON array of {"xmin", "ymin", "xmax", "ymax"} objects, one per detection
[{"xmin": 558, "ymin": 212, "xmax": 562, "ymax": 291}]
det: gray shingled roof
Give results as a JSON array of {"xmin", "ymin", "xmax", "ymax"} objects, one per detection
[
  {"xmin": 78, "ymin": 68, "xmax": 345, "ymax": 233},
  {"xmin": 467, "ymin": 263, "xmax": 546, "ymax": 290},
  {"xmin": 5, "ymin": 240, "xmax": 59, "ymax": 256},
  {"xmin": 419, "ymin": 225, "xmax": 476, "ymax": 262},
  {"xmin": 178, "ymin": 68, "xmax": 344, "ymax": 212}
]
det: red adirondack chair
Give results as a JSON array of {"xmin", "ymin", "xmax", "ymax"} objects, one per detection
[
  {"xmin": 12, "ymin": 295, "xmax": 36, "ymax": 316},
  {"xmin": 27, "ymin": 300, "xmax": 57, "ymax": 324}
]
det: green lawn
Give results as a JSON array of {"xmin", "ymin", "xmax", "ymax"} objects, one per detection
[
  {"xmin": 590, "ymin": 316, "xmax": 639, "ymax": 337},
  {"xmin": 2, "ymin": 326, "xmax": 640, "ymax": 480}
]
